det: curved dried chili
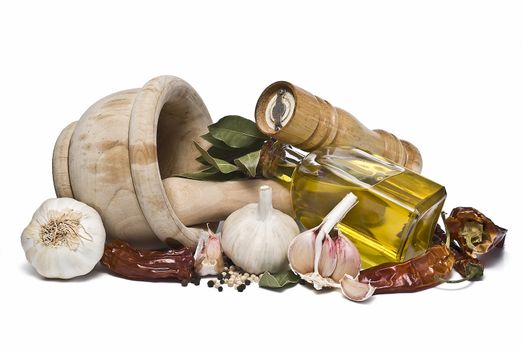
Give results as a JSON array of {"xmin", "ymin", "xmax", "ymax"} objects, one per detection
[
  {"xmin": 101, "ymin": 240, "xmax": 194, "ymax": 282},
  {"xmin": 358, "ymin": 244, "xmax": 455, "ymax": 294}
]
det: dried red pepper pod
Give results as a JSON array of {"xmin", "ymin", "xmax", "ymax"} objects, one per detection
[
  {"xmin": 101, "ymin": 240, "xmax": 194, "ymax": 282},
  {"xmin": 358, "ymin": 244, "xmax": 455, "ymax": 294},
  {"xmin": 445, "ymin": 207, "xmax": 506, "ymax": 258}
]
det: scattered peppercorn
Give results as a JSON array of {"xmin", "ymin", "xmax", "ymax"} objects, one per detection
[{"xmin": 201, "ymin": 265, "xmax": 259, "ymax": 292}]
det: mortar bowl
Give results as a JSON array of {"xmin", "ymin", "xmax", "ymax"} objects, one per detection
[{"xmin": 52, "ymin": 76, "xmax": 212, "ymax": 247}]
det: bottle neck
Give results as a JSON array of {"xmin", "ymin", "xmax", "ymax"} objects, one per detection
[{"xmin": 259, "ymin": 140, "xmax": 308, "ymax": 186}]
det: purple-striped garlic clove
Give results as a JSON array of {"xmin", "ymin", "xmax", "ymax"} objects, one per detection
[
  {"xmin": 331, "ymin": 232, "xmax": 361, "ymax": 282},
  {"xmin": 340, "ymin": 274, "xmax": 375, "ymax": 302},
  {"xmin": 288, "ymin": 229, "xmax": 316, "ymax": 275},
  {"xmin": 194, "ymin": 227, "xmax": 224, "ymax": 276},
  {"xmin": 318, "ymin": 234, "xmax": 337, "ymax": 277}
]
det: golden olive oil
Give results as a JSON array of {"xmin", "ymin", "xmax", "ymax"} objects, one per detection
[{"xmin": 265, "ymin": 144, "xmax": 446, "ymax": 268}]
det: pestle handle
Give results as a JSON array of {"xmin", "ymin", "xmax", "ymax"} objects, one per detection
[
  {"xmin": 255, "ymin": 81, "xmax": 423, "ymax": 173},
  {"xmin": 162, "ymin": 177, "xmax": 293, "ymax": 226}
]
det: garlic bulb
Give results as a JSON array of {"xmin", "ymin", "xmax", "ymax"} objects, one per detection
[
  {"xmin": 221, "ymin": 185, "xmax": 299, "ymax": 274},
  {"xmin": 288, "ymin": 193, "xmax": 375, "ymax": 301},
  {"xmin": 21, "ymin": 198, "xmax": 106, "ymax": 279}
]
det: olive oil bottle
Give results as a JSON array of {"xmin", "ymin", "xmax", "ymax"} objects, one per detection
[{"xmin": 261, "ymin": 142, "xmax": 446, "ymax": 268}]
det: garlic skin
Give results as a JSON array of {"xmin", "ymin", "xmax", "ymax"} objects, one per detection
[
  {"xmin": 288, "ymin": 193, "xmax": 361, "ymax": 290},
  {"xmin": 21, "ymin": 198, "xmax": 106, "ymax": 279},
  {"xmin": 194, "ymin": 227, "xmax": 224, "ymax": 276},
  {"xmin": 221, "ymin": 185, "xmax": 299, "ymax": 274}
]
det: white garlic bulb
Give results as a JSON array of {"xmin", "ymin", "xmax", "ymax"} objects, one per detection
[
  {"xmin": 221, "ymin": 185, "xmax": 299, "ymax": 274},
  {"xmin": 21, "ymin": 198, "xmax": 106, "ymax": 279}
]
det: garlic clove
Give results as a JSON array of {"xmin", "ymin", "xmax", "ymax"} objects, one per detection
[
  {"xmin": 340, "ymin": 274, "xmax": 375, "ymax": 302},
  {"xmin": 204, "ymin": 231, "xmax": 222, "ymax": 261},
  {"xmin": 194, "ymin": 227, "xmax": 225, "ymax": 276},
  {"xmin": 318, "ymin": 234, "xmax": 337, "ymax": 277},
  {"xmin": 288, "ymin": 229, "xmax": 316, "ymax": 275},
  {"xmin": 331, "ymin": 232, "xmax": 361, "ymax": 282}
]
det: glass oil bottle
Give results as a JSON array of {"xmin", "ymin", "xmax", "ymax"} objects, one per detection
[{"xmin": 261, "ymin": 141, "xmax": 447, "ymax": 268}]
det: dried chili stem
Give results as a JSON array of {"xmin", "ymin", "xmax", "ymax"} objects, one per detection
[{"xmin": 443, "ymin": 269, "xmax": 481, "ymax": 283}]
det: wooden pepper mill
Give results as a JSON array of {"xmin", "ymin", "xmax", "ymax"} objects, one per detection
[{"xmin": 255, "ymin": 81, "xmax": 423, "ymax": 172}]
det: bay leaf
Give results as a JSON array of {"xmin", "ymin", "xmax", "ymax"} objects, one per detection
[
  {"xmin": 194, "ymin": 142, "xmax": 238, "ymax": 174},
  {"xmin": 207, "ymin": 145, "xmax": 255, "ymax": 162},
  {"xmin": 177, "ymin": 167, "xmax": 220, "ymax": 180},
  {"xmin": 208, "ymin": 115, "xmax": 267, "ymax": 148},
  {"xmin": 259, "ymin": 270, "xmax": 301, "ymax": 289},
  {"xmin": 176, "ymin": 167, "xmax": 241, "ymax": 181},
  {"xmin": 195, "ymin": 155, "xmax": 210, "ymax": 166},
  {"xmin": 234, "ymin": 150, "xmax": 261, "ymax": 178},
  {"xmin": 200, "ymin": 133, "xmax": 232, "ymax": 150}
]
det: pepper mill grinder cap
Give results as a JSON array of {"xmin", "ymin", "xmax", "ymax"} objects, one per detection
[{"xmin": 255, "ymin": 81, "xmax": 324, "ymax": 147}]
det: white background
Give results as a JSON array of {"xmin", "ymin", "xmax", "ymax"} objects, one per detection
[{"xmin": 1, "ymin": 1, "xmax": 521, "ymax": 349}]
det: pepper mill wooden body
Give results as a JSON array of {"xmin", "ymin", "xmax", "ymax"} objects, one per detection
[{"xmin": 255, "ymin": 81, "xmax": 423, "ymax": 173}]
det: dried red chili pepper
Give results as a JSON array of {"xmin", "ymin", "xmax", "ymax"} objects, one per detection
[
  {"xmin": 433, "ymin": 224, "xmax": 483, "ymax": 281},
  {"xmin": 359, "ymin": 238, "xmax": 455, "ymax": 294},
  {"xmin": 101, "ymin": 240, "xmax": 194, "ymax": 282},
  {"xmin": 445, "ymin": 207, "xmax": 506, "ymax": 258},
  {"xmin": 359, "ymin": 245, "xmax": 455, "ymax": 294}
]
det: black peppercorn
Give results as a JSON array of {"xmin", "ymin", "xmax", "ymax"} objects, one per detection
[
  {"xmin": 245, "ymin": 280, "xmax": 251, "ymax": 286},
  {"xmin": 218, "ymin": 286, "xmax": 223, "ymax": 292},
  {"xmin": 207, "ymin": 280, "xmax": 214, "ymax": 288}
]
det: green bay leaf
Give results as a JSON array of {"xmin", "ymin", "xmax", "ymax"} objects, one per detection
[
  {"xmin": 208, "ymin": 115, "xmax": 268, "ymax": 148},
  {"xmin": 195, "ymin": 155, "xmax": 210, "ymax": 166},
  {"xmin": 259, "ymin": 270, "xmax": 301, "ymax": 289},
  {"xmin": 234, "ymin": 150, "xmax": 261, "ymax": 178},
  {"xmin": 200, "ymin": 133, "xmax": 233, "ymax": 150},
  {"xmin": 207, "ymin": 145, "xmax": 254, "ymax": 162},
  {"xmin": 176, "ymin": 167, "xmax": 243, "ymax": 181},
  {"xmin": 194, "ymin": 142, "xmax": 238, "ymax": 174}
]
